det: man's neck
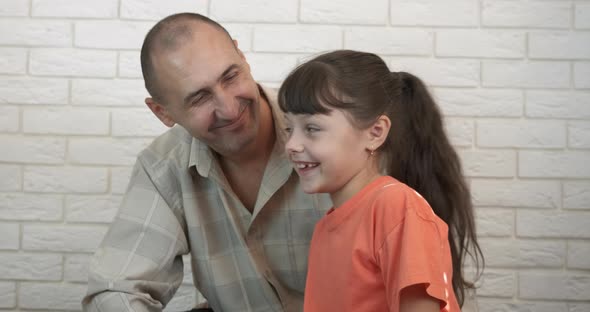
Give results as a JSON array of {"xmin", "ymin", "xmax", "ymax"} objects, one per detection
[{"xmin": 218, "ymin": 94, "xmax": 275, "ymax": 213}]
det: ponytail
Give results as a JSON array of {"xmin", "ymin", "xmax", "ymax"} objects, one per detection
[{"xmin": 385, "ymin": 71, "xmax": 483, "ymax": 306}]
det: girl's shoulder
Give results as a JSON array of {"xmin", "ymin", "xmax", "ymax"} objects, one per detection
[{"xmin": 369, "ymin": 176, "xmax": 439, "ymax": 224}]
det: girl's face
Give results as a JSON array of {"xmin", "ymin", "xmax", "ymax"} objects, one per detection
[{"xmin": 284, "ymin": 108, "xmax": 381, "ymax": 207}]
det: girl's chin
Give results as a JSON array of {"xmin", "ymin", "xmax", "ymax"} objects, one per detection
[
  {"xmin": 301, "ymin": 183, "xmax": 321, "ymax": 194},
  {"xmin": 302, "ymin": 183, "xmax": 332, "ymax": 195},
  {"xmin": 302, "ymin": 187, "xmax": 319, "ymax": 194}
]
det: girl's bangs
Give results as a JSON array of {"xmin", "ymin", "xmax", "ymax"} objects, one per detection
[{"xmin": 278, "ymin": 61, "xmax": 346, "ymax": 115}]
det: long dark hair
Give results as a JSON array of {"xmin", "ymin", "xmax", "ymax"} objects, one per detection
[{"xmin": 278, "ymin": 50, "xmax": 483, "ymax": 306}]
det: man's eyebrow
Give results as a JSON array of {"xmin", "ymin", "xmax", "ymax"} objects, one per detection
[
  {"xmin": 182, "ymin": 64, "xmax": 240, "ymax": 106},
  {"xmin": 219, "ymin": 64, "xmax": 240, "ymax": 82},
  {"xmin": 183, "ymin": 89, "xmax": 205, "ymax": 106}
]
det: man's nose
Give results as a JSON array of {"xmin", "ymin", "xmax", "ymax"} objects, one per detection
[{"xmin": 213, "ymin": 91, "xmax": 241, "ymax": 120}]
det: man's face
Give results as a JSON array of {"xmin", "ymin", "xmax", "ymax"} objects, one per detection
[{"xmin": 149, "ymin": 23, "xmax": 261, "ymax": 156}]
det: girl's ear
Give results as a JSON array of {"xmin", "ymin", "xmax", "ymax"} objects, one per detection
[{"xmin": 366, "ymin": 115, "xmax": 391, "ymax": 151}]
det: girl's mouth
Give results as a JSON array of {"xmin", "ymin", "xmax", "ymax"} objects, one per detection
[{"xmin": 295, "ymin": 162, "xmax": 319, "ymax": 170}]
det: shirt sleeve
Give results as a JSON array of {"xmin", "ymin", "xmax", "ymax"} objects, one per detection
[
  {"xmin": 377, "ymin": 192, "xmax": 453, "ymax": 312},
  {"xmin": 82, "ymin": 159, "xmax": 190, "ymax": 311}
]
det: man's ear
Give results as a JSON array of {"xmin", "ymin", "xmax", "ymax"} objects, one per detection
[
  {"xmin": 145, "ymin": 97, "xmax": 176, "ymax": 128},
  {"xmin": 233, "ymin": 39, "xmax": 246, "ymax": 60},
  {"xmin": 366, "ymin": 115, "xmax": 391, "ymax": 151}
]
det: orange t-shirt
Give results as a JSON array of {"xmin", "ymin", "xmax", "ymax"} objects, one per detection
[{"xmin": 303, "ymin": 176, "xmax": 460, "ymax": 312}]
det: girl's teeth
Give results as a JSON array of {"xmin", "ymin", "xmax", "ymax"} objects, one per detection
[{"xmin": 296, "ymin": 163, "xmax": 318, "ymax": 169}]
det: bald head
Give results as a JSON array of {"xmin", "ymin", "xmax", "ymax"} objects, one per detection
[{"xmin": 140, "ymin": 13, "xmax": 234, "ymax": 103}]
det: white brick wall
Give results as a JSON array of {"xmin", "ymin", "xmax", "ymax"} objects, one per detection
[
  {"xmin": 472, "ymin": 180, "xmax": 561, "ymax": 209},
  {"xmin": 30, "ymin": 48, "xmax": 118, "ymax": 77},
  {"xmin": 345, "ymin": 28, "xmax": 432, "ymax": 56},
  {"xmin": 0, "ymin": 223, "xmax": 19, "ymax": 251},
  {"xmin": 0, "ymin": 165, "xmax": 21, "ymax": 191},
  {"xmin": 568, "ymin": 241, "xmax": 590, "ymax": 270},
  {"xmin": 577, "ymin": 3, "xmax": 590, "ymax": 29},
  {"xmin": 482, "ymin": 60, "xmax": 570, "ymax": 88},
  {"xmin": 564, "ymin": 182, "xmax": 590, "ymax": 210},
  {"xmin": 211, "ymin": 0, "xmax": 297, "ymax": 23},
  {"xmin": 476, "ymin": 120, "xmax": 566, "ymax": 148},
  {"xmin": 436, "ymin": 30, "xmax": 525, "ymax": 59},
  {"xmin": 391, "ymin": 58, "xmax": 480, "ymax": 87},
  {"xmin": 0, "ymin": 0, "xmax": 29, "ymax": 16},
  {"xmin": 0, "ymin": 20, "xmax": 72, "ymax": 46},
  {"xmin": 0, "ymin": 136, "xmax": 66, "ymax": 164},
  {"xmin": 254, "ymin": 25, "xmax": 342, "ymax": 53},
  {"xmin": 0, "ymin": 282, "xmax": 16, "ymax": 308},
  {"xmin": 482, "ymin": 1, "xmax": 571, "ymax": 29},
  {"xmin": 19, "ymin": 282, "xmax": 87, "ymax": 310},
  {"xmin": 575, "ymin": 62, "xmax": 590, "ymax": 88},
  {"xmin": 527, "ymin": 90, "xmax": 590, "ymax": 119},
  {"xmin": 529, "ymin": 32, "xmax": 590, "ymax": 60},
  {"xmin": 0, "ymin": 194, "xmax": 62, "ymax": 221},
  {"xmin": 0, "ymin": 106, "xmax": 19, "ymax": 133},
  {"xmin": 477, "ymin": 269, "xmax": 515, "ymax": 298},
  {"xmin": 519, "ymin": 272, "xmax": 590, "ymax": 300},
  {"xmin": 0, "ymin": 253, "xmax": 63, "ymax": 280},
  {"xmin": 31, "ymin": 0, "xmax": 118, "ymax": 18},
  {"xmin": 475, "ymin": 208, "xmax": 514, "ymax": 238},
  {"xmin": 120, "ymin": 0, "xmax": 207, "ymax": 20},
  {"xmin": 23, "ymin": 107, "xmax": 110, "ymax": 135},
  {"xmin": 0, "ymin": 77, "xmax": 69, "ymax": 105},
  {"xmin": 434, "ymin": 88, "xmax": 523, "ymax": 117},
  {"xmin": 390, "ymin": 0, "xmax": 478, "ymax": 26},
  {"xmin": 0, "ymin": 0, "xmax": 588, "ymax": 311},
  {"xmin": 480, "ymin": 238, "xmax": 566, "ymax": 268},
  {"xmin": 301, "ymin": 0, "xmax": 387, "ymax": 25},
  {"xmin": 71, "ymin": 78, "xmax": 147, "ymax": 107},
  {"xmin": 0, "ymin": 48, "xmax": 27, "ymax": 74},
  {"xmin": 517, "ymin": 211, "xmax": 590, "ymax": 238},
  {"xmin": 569, "ymin": 121, "xmax": 590, "ymax": 149}
]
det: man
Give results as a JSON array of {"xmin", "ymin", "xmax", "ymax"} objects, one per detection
[{"xmin": 83, "ymin": 13, "xmax": 330, "ymax": 312}]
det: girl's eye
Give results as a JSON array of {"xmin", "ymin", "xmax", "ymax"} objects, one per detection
[
  {"xmin": 284, "ymin": 127, "xmax": 294, "ymax": 137},
  {"xmin": 305, "ymin": 126, "xmax": 319, "ymax": 133}
]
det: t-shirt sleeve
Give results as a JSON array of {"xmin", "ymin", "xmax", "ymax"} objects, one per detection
[{"xmin": 376, "ymin": 191, "xmax": 454, "ymax": 312}]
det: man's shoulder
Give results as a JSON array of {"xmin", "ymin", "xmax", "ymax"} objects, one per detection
[
  {"xmin": 259, "ymin": 84, "xmax": 279, "ymax": 111},
  {"xmin": 137, "ymin": 125, "xmax": 193, "ymax": 169},
  {"xmin": 131, "ymin": 126, "xmax": 196, "ymax": 208}
]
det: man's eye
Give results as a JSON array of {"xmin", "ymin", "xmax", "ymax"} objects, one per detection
[
  {"xmin": 225, "ymin": 72, "xmax": 238, "ymax": 82},
  {"xmin": 192, "ymin": 93, "xmax": 210, "ymax": 106}
]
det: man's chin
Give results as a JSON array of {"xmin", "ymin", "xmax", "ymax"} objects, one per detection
[{"xmin": 210, "ymin": 134, "xmax": 256, "ymax": 157}]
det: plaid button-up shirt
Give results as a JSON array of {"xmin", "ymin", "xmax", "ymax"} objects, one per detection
[{"xmin": 83, "ymin": 86, "xmax": 332, "ymax": 312}]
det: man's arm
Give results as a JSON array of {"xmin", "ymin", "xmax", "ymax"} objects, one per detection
[{"xmin": 83, "ymin": 159, "xmax": 189, "ymax": 311}]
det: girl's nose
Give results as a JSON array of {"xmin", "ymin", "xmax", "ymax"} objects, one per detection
[{"xmin": 285, "ymin": 134, "xmax": 304, "ymax": 154}]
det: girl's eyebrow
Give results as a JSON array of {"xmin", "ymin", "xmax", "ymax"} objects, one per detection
[{"xmin": 284, "ymin": 113, "xmax": 312, "ymax": 121}]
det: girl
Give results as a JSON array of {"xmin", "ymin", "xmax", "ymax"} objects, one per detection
[{"xmin": 278, "ymin": 50, "xmax": 483, "ymax": 312}]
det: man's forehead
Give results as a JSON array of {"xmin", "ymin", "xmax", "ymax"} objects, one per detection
[
  {"xmin": 153, "ymin": 25, "xmax": 237, "ymax": 70},
  {"xmin": 155, "ymin": 21, "xmax": 229, "ymax": 52}
]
